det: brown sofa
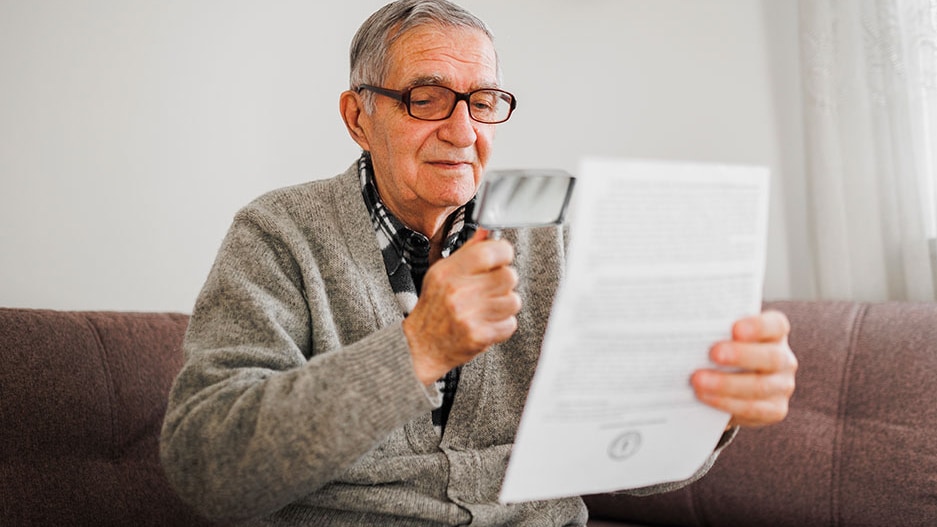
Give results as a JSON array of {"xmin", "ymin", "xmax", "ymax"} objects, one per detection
[{"xmin": 2, "ymin": 300, "xmax": 936, "ymax": 526}]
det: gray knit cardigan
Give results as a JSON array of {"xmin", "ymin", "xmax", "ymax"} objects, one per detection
[{"xmin": 160, "ymin": 163, "xmax": 725, "ymax": 526}]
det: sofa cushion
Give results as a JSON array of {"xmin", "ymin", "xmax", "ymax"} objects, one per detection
[
  {"xmin": 0, "ymin": 308, "xmax": 215, "ymax": 526},
  {"xmin": 585, "ymin": 300, "xmax": 937, "ymax": 526}
]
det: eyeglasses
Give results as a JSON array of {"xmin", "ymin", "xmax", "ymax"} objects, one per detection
[{"xmin": 356, "ymin": 84, "xmax": 517, "ymax": 124}]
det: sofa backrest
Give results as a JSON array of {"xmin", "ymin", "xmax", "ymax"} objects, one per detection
[
  {"xmin": 0, "ymin": 308, "xmax": 215, "ymax": 526},
  {"xmin": 585, "ymin": 300, "xmax": 937, "ymax": 526},
  {"xmin": 6, "ymin": 301, "xmax": 936, "ymax": 525}
]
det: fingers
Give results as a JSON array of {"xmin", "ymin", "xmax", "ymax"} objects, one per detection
[
  {"xmin": 476, "ymin": 282, "xmax": 522, "ymax": 319},
  {"xmin": 488, "ymin": 265, "xmax": 519, "ymax": 296},
  {"xmin": 732, "ymin": 310, "xmax": 791, "ymax": 343},
  {"xmin": 695, "ymin": 388, "xmax": 792, "ymax": 428},
  {"xmin": 714, "ymin": 311, "xmax": 797, "ymax": 373},
  {"xmin": 403, "ymin": 235, "xmax": 521, "ymax": 385},
  {"xmin": 468, "ymin": 308, "xmax": 519, "ymax": 344},
  {"xmin": 710, "ymin": 339, "xmax": 798, "ymax": 373},
  {"xmin": 455, "ymin": 229, "xmax": 515, "ymax": 273},
  {"xmin": 428, "ymin": 233, "xmax": 517, "ymax": 300},
  {"xmin": 693, "ymin": 368, "xmax": 796, "ymax": 401},
  {"xmin": 473, "ymin": 227, "xmax": 494, "ymax": 241},
  {"xmin": 692, "ymin": 310, "xmax": 797, "ymax": 428},
  {"xmin": 692, "ymin": 368, "xmax": 795, "ymax": 427},
  {"xmin": 436, "ymin": 267, "xmax": 520, "ymax": 332}
]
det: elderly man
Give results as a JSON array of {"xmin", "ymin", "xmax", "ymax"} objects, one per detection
[{"xmin": 160, "ymin": 1, "xmax": 797, "ymax": 525}]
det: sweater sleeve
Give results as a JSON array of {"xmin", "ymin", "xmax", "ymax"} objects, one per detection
[
  {"xmin": 618, "ymin": 426, "xmax": 739, "ymax": 496},
  {"xmin": 159, "ymin": 205, "xmax": 435, "ymax": 522}
]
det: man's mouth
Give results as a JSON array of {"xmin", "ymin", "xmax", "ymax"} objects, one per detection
[{"xmin": 430, "ymin": 160, "xmax": 472, "ymax": 167}]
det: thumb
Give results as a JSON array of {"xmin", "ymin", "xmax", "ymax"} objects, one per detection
[{"xmin": 463, "ymin": 228, "xmax": 493, "ymax": 247}]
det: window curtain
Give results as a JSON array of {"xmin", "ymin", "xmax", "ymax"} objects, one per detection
[{"xmin": 798, "ymin": 0, "xmax": 937, "ymax": 301}]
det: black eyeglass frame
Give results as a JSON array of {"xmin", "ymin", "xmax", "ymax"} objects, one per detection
[{"xmin": 356, "ymin": 84, "xmax": 517, "ymax": 124}]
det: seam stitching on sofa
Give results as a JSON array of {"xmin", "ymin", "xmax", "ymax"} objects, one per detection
[
  {"xmin": 83, "ymin": 314, "xmax": 119, "ymax": 460},
  {"xmin": 830, "ymin": 302, "xmax": 866, "ymax": 527}
]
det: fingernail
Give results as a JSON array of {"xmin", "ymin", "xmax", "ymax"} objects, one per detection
[
  {"xmin": 736, "ymin": 320, "xmax": 756, "ymax": 340},
  {"xmin": 695, "ymin": 372, "xmax": 717, "ymax": 390},
  {"xmin": 714, "ymin": 344, "xmax": 734, "ymax": 364}
]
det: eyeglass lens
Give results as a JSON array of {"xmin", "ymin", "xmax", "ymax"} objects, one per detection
[{"xmin": 409, "ymin": 86, "xmax": 513, "ymax": 123}]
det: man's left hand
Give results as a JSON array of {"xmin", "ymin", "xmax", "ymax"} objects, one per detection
[{"xmin": 691, "ymin": 310, "xmax": 797, "ymax": 428}]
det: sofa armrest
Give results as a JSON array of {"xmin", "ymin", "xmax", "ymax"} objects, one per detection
[{"xmin": 0, "ymin": 308, "xmax": 217, "ymax": 526}]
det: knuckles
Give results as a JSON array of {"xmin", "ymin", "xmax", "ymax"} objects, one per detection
[
  {"xmin": 763, "ymin": 398, "xmax": 790, "ymax": 424},
  {"xmin": 779, "ymin": 370, "xmax": 797, "ymax": 397},
  {"xmin": 466, "ymin": 238, "xmax": 514, "ymax": 271}
]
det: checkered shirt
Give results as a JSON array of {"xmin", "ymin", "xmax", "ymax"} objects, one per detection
[{"xmin": 358, "ymin": 152, "xmax": 477, "ymax": 434}]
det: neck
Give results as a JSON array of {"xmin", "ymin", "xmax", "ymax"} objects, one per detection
[
  {"xmin": 402, "ymin": 208, "xmax": 454, "ymax": 240},
  {"xmin": 396, "ymin": 206, "xmax": 454, "ymax": 264}
]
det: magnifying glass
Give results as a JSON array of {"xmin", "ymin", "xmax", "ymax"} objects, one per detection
[{"xmin": 472, "ymin": 169, "xmax": 576, "ymax": 239}]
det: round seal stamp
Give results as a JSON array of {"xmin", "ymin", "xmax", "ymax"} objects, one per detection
[{"xmin": 607, "ymin": 431, "xmax": 642, "ymax": 460}]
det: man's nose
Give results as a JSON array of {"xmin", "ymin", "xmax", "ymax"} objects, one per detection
[{"xmin": 437, "ymin": 100, "xmax": 478, "ymax": 147}]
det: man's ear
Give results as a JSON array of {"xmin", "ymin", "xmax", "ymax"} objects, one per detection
[{"xmin": 340, "ymin": 90, "xmax": 371, "ymax": 151}]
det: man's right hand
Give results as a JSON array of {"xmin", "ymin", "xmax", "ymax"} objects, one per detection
[{"xmin": 402, "ymin": 229, "xmax": 521, "ymax": 386}]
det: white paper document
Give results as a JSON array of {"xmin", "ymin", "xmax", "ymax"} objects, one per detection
[{"xmin": 499, "ymin": 158, "xmax": 770, "ymax": 503}]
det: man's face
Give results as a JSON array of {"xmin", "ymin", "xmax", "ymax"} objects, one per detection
[{"xmin": 357, "ymin": 25, "xmax": 499, "ymax": 235}]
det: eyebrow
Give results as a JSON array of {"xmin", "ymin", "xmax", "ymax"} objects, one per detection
[
  {"xmin": 407, "ymin": 74, "xmax": 446, "ymax": 87},
  {"xmin": 405, "ymin": 74, "xmax": 500, "ymax": 91}
]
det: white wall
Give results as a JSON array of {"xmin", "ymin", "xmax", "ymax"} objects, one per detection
[{"xmin": 0, "ymin": 0, "xmax": 797, "ymax": 312}]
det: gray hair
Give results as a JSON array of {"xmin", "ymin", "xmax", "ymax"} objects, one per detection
[{"xmin": 349, "ymin": 0, "xmax": 500, "ymax": 112}]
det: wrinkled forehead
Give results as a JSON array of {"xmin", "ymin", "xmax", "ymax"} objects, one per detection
[{"xmin": 385, "ymin": 23, "xmax": 500, "ymax": 88}]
